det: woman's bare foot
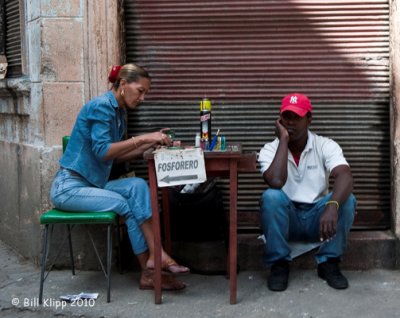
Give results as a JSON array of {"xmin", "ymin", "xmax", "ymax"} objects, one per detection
[{"xmin": 146, "ymin": 257, "xmax": 190, "ymax": 275}]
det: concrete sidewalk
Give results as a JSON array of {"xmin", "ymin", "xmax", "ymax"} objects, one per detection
[{"xmin": 1, "ymin": 240, "xmax": 400, "ymax": 318}]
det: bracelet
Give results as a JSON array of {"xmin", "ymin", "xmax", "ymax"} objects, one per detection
[
  {"xmin": 325, "ymin": 200, "xmax": 340, "ymax": 210},
  {"xmin": 131, "ymin": 136, "xmax": 138, "ymax": 148}
]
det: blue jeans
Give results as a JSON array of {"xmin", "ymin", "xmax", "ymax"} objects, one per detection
[
  {"xmin": 259, "ymin": 189, "xmax": 356, "ymax": 266},
  {"xmin": 50, "ymin": 168, "xmax": 152, "ymax": 255}
]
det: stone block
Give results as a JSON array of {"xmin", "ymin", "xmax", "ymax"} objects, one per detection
[
  {"xmin": 171, "ymin": 241, "xmax": 228, "ymax": 274},
  {"xmin": 41, "ymin": 0, "xmax": 82, "ymax": 17},
  {"xmin": 0, "ymin": 78, "xmax": 32, "ymax": 115},
  {"xmin": 18, "ymin": 144, "xmax": 43, "ymax": 259},
  {"xmin": 43, "ymin": 82, "xmax": 83, "ymax": 146},
  {"xmin": 0, "ymin": 142, "xmax": 43, "ymax": 260},
  {"xmin": 0, "ymin": 94, "xmax": 14, "ymax": 114},
  {"xmin": 28, "ymin": 82, "xmax": 45, "ymax": 143},
  {"xmin": 41, "ymin": 19, "xmax": 83, "ymax": 82},
  {"xmin": 0, "ymin": 142, "xmax": 20, "ymax": 238},
  {"xmin": 27, "ymin": 0, "xmax": 40, "ymax": 22},
  {"xmin": 343, "ymin": 231, "xmax": 397, "ymax": 270},
  {"xmin": 236, "ymin": 231, "xmax": 397, "ymax": 271},
  {"xmin": 114, "ymin": 231, "xmax": 399, "ymax": 273},
  {"xmin": 27, "ymin": 19, "xmax": 42, "ymax": 83}
]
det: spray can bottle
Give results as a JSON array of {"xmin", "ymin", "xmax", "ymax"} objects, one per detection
[{"xmin": 200, "ymin": 98, "xmax": 212, "ymax": 148}]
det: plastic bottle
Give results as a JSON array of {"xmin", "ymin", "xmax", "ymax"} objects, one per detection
[{"xmin": 195, "ymin": 133, "xmax": 201, "ymax": 147}]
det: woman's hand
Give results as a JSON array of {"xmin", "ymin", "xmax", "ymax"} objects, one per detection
[{"xmin": 148, "ymin": 130, "xmax": 173, "ymax": 147}]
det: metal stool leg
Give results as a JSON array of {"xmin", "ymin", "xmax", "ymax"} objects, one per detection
[
  {"xmin": 39, "ymin": 224, "xmax": 50, "ymax": 304},
  {"xmin": 107, "ymin": 224, "xmax": 112, "ymax": 303},
  {"xmin": 116, "ymin": 219, "xmax": 122, "ymax": 274},
  {"xmin": 66, "ymin": 224, "xmax": 75, "ymax": 275}
]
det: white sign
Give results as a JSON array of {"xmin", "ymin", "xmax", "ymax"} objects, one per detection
[{"xmin": 154, "ymin": 147, "xmax": 207, "ymax": 187}]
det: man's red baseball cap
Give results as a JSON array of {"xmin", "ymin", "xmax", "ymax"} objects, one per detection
[{"xmin": 280, "ymin": 93, "xmax": 312, "ymax": 117}]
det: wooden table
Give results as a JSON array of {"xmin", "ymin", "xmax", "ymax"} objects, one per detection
[{"xmin": 144, "ymin": 144, "xmax": 256, "ymax": 304}]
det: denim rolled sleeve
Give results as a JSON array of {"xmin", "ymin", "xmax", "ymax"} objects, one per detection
[{"xmin": 87, "ymin": 101, "xmax": 115, "ymax": 160}]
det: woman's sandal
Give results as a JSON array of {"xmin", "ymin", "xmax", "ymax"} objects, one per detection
[
  {"xmin": 139, "ymin": 269, "xmax": 186, "ymax": 291},
  {"xmin": 147, "ymin": 259, "xmax": 190, "ymax": 275}
]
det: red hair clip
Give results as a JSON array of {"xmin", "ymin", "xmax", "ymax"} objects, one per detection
[{"xmin": 108, "ymin": 65, "xmax": 121, "ymax": 83}]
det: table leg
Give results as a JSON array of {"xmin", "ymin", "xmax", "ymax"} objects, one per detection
[
  {"xmin": 161, "ymin": 187, "xmax": 172, "ymax": 254},
  {"xmin": 148, "ymin": 160, "xmax": 162, "ymax": 304},
  {"xmin": 229, "ymin": 160, "xmax": 238, "ymax": 304}
]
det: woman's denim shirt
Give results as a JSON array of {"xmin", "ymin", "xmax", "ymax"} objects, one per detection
[{"xmin": 60, "ymin": 91, "xmax": 127, "ymax": 188}]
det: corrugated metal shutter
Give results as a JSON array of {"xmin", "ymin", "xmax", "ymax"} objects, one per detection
[
  {"xmin": 5, "ymin": 0, "xmax": 22, "ymax": 76},
  {"xmin": 124, "ymin": 0, "xmax": 390, "ymax": 229}
]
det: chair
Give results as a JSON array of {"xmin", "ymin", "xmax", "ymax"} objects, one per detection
[{"xmin": 39, "ymin": 136, "xmax": 121, "ymax": 303}]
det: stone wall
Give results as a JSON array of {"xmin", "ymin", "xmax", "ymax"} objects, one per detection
[{"xmin": 0, "ymin": 0, "xmax": 121, "ymax": 266}]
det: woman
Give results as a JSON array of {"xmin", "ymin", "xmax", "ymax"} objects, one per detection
[{"xmin": 50, "ymin": 63, "xmax": 189, "ymax": 290}]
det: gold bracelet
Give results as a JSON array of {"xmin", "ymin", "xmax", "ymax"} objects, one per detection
[
  {"xmin": 325, "ymin": 200, "xmax": 339, "ymax": 210},
  {"xmin": 131, "ymin": 136, "xmax": 138, "ymax": 148}
]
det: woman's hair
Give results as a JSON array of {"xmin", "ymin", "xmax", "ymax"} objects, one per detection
[{"xmin": 111, "ymin": 63, "xmax": 150, "ymax": 89}]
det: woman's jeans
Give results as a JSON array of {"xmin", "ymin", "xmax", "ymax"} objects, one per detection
[
  {"xmin": 260, "ymin": 189, "xmax": 356, "ymax": 266},
  {"xmin": 50, "ymin": 168, "xmax": 152, "ymax": 255}
]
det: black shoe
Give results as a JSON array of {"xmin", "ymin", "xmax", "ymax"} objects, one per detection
[
  {"xmin": 317, "ymin": 258, "xmax": 348, "ymax": 289},
  {"xmin": 267, "ymin": 260, "xmax": 290, "ymax": 291}
]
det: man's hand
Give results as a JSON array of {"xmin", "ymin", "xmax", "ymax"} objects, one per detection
[
  {"xmin": 319, "ymin": 165, "xmax": 354, "ymax": 241},
  {"xmin": 319, "ymin": 204, "xmax": 338, "ymax": 241},
  {"xmin": 275, "ymin": 118, "xmax": 289, "ymax": 141}
]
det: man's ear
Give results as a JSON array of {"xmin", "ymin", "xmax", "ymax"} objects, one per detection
[{"xmin": 307, "ymin": 113, "xmax": 312, "ymax": 125}]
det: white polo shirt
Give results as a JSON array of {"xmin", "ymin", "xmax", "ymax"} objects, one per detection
[{"xmin": 258, "ymin": 131, "xmax": 349, "ymax": 203}]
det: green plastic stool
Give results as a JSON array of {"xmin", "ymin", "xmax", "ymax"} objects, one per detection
[{"xmin": 39, "ymin": 137, "xmax": 121, "ymax": 304}]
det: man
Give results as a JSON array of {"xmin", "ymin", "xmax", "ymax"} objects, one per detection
[{"xmin": 258, "ymin": 93, "xmax": 356, "ymax": 292}]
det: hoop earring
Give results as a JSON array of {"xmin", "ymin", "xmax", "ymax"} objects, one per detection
[{"xmin": 121, "ymin": 89, "xmax": 125, "ymax": 97}]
